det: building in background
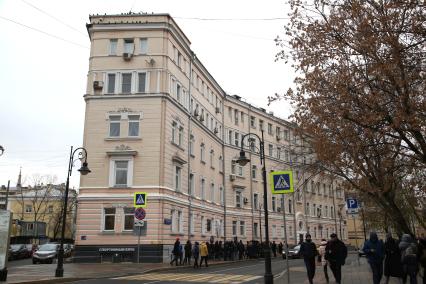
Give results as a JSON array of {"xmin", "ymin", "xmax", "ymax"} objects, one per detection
[{"xmin": 75, "ymin": 13, "xmax": 347, "ymax": 263}]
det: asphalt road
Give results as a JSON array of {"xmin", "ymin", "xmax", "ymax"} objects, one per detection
[
  {"xmin": 7, "ymin": 257, "xmax": 33, "ymax": 267},
  {"xmin": 68, "ymin": 257, "xmax": 305, "ymax": 284}
]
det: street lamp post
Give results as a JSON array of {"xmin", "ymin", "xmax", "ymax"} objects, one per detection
[
  {"xmin": 55, "ymin": 146, "xmax": 91, "ymax": 278},
  {"xmin": 236, "ymin": 130, "xmax": 273, "ymax": 284}
]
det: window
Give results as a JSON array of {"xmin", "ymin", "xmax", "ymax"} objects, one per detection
[
  {"xmin": 201, "ymin": 178, "xmax": 206, "ymax": 199},
  {"xmin": 240, "ymin": 221, "xmax": 245, "ymax": 236},
  {"xmin": 201, "ymin": 216, "xmax": 206, "ymax": 234},
  {"xmin": 253, "ymin": 193, "xmax": 258, "ymax": 210},
  {"xmin": 128, "ymin": 115, "xmax": 140, "ymax": 137},
  {"xmin": 284, "ymin": 130, "xmax": 289, "ymax": 140},
  {"xmin": 277, "ymin": 147, "xmax": 281, "ymax": 159},
  {"xmin": 234, "ymin": 109, "xmax": 239, "ymax": 125},
  {"xmin": 289, "ymin": 226, "xmax": 293, "ymax": 237},
  {"xmin": 311, "ymin": 181, "xmax": 315, "ymax": 194},
  {"xmin": 250, "ymin": 116, "xmax": 256, "ymax": 128},
  {"xmin": 254, "ymin": 223, "xmax": 259, "ymax": 238},
  {"xmin": 234, "ymin": 132, "xmax": 239, "ymax": 147},
  {"xmin": 171, "ymin": 209, "xmax": 183, "ymax": 233},
  {"xmin": 174, "ymin": 166, "xmax": 181, "ymax": 191},
  {"xmin": 268, "ymin": 123, "xmax": 273, "ymax": 135},
  {"xmin": 123, "ymin": 207, "xmax": 135, "ymax": 231},
  {"xmin": 325, "ymin": 205, "xmax": 328, "ymax": 218},
  {"xmin": 276, "ymin": 127, "xmax": 281, "ymax": 138},
  {"xmin": 268, "ymin": 144, "xmax": 273, "ymax": 156},
  {"xmin": 200, "ymin": 144, "xmax": 205, "ymax": 162},
  {"xmin": 323, "ymin": 184, "xmax": 327, "ymax": 196},
  {"xmin": 139, "ymin": 38, "xmax": 147, "ymax": 54},
  {"xmin": 251, "ymin": 165, "xmax": 257, "ymax": 179},
  {"xmin": 285, "ymin": 150, "xmax": 289, "ymax": 162},
  {"xmin": 272, "ymin": 225, "xmax": 277, "ymax": 238},
  {"xmin": 26, "ymin": 223, "xmax": 34, "ymax": 231},
  {"xmin": 113, "ymin": 161, "xmax": 129, "ymax": 187},
  {"xmin": 189, "ymin": 134, "xmax": 194, "ymax": 156},
  {"xmin": 228, "ymin": 107, "xmax": 232, "ymax": 121},
  {"xmin": 138, "ymin": 72, "xmax": 146, "ymax": 93},
  {"xmin": 235, "ymin": 191, "xmax": 242, "ymax": 208},
  {"xmin": 210, "ymin": 183, "xmax": 215, "ymax": 202},
  {"xmin": 228, "ymin": 130, "xmax": 233, "ymax": 144},
  {"xmin": 109, "ymin": 157, "xmax": 133, "ymax": 187},
  {"xmin": 107, "ymin": 74, "xmax": 116, "ymax": 94},
  {"xmin": 219, "ymin": 156, "xmax": 223, "ymax": 172},
  {"xmin": 189, "ymin": 213, "xmax": 195, "ymax": 234},
  {"xmin": 219, "ymin": 186, "xmax": 224, "ymax": 205},
  {"xmin": 318, "ymin": 205, "xmax": 322, "ymax": 217},
  {"xmin": 232, "ymin": 221, "xmax": 237, "ymax": 236},
  {"xmin": 25, "ymin": 205, "xmax": 32, "ymax": 213},
  {"xmin": 176, "ymin": 84, "xmax": 181, "ymax": 103},
  {"xmin": 121, "ymin": 73, "xmax": 132, "ymax": 93},
  {"xmin": 259, "ymin": 120, "xmax": 264, "ymax": 130},
  {"xmin": 124, "ymin": 39, "xmax": 134, "ymax": 53},
  {"xmin": 172, "ymin": 121, "xmax": 183, "ymax": 146},
  {"xmin": 241, "ymin": 112, "xmax": 244, "ymax": 123},
  {"xmin": 108, "ymin": 115, "xmax": 120, "ymax": 137},
  {"xmin": 313, "ymin": 204, "xmax": 316, "ymax": 217},
  {"xmin": 188, "ymin": 173, "xmax": 195, "ymax": 196},
  {"xmin": 210, "ymin": 150, "xmax": 215, "ymax": 168},
  {"xmin": 249, "ymin": 139, "xmax": 256, "ymax": 152},
  {"xmin": 109, "ymin": 39, "xmax": 118, "ymax": 55},
  {"xmin": 206, "ymin": 219, "xmax": 212, "ymax": 232},
  {"xmin": 103, "ymin": 208, "xmax": 115, "ymax": 231},
  {"xmin": 272, "ymin": 196, "xmax": 276, "ymax": 211},
  {"xmin": 331, "ymin": 206, "xmax": 335, "ymax": 218}
]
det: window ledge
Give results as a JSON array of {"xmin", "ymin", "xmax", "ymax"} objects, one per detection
[
  {"xmin": 171, "ymin": 142, "xmax": 185, "ymax": 151},
  {"xmin": 121, "ymin": 231, "xmax": 134, "ymax": 234},
  {"xmin": 170, "ymin": 233, "xmax": 185, "ymax": 236},
  {"xmin": 110, "ymin": 186, "xmax": 132, "ymax": 189},
  {"xmin": 99, "ymin": 231, "xmax": 115, "ymax": 235},
  {"xmin": 190, "ymin": 154, "xmax": 195, "ymax": 158},
  {"xmin": 105, "ymin": 137, "xmax": 142, "ymax": 141},
  {"xmin": 200, "ymin": 160, "xmax": 206, "ymax": 165}
]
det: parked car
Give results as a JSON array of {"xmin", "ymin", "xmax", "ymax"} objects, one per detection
[
  {"xmin": 32, "ymin": 243, "xmax": 59, "ymax": 264},
  {"xmin": 25, "ymin": 244, "xmax": 37, "ymax": 257},
  {"xmin": 9, "ymin": 244, "xmax": 29, "ymax": 260},
  {"xmin": 283, "ymin": 245, "xmax": 301, "ymax": 259}
]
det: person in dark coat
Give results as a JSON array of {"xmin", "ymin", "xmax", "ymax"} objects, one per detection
[
  {"xmin": 363, "ymin": 232, "xmax": 385, "ymax": 284},
  {"xmin": 278, "ymin": 242, "xmax": 283, "ymax": 257},
  {"xmin": 192, "ymin": 241, "xmax": 200, "ymax": 268},
  {"xmin": 300, "ymin": 233, "xmax": 318, "ymax": 284},
  {"xmin": 325, "ymin": 233, "xmax": 347, "ymax": 284},
  {"xmin": 418, "ymin": 237, "xmax": 426, "ymax": 284},
  {"xmin": 384, "ymin": 233, "xmax": 403, "ymax": 283},
  {"xmin": 399, "ymin": 234, "xmax": 419, "ymax": 284},
  {"xmin": 170, "ymin": 238, "xmax": 180, "ymax": 266},
  {"xmin": 271, "ymin": 241, "xmax": 277, "ymax": 257},
  {"xmin": 238, "ymin": 240, "xmax": 245, "ymax": 260},
  {"xmin": 183, "ymin": 240, "xmax": 192, "ymax": 265}
]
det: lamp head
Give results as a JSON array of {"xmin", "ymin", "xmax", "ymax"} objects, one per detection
[
  {"xmin": 78, "ymin": 162, "xmax": 91, "ymax": 175},
  {"xmin": 236, "ymin": 151, "xmax": 250, "ymax": 166}
]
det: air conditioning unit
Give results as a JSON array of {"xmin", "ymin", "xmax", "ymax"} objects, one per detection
[
  {"xmin": 214, "ymin": 127, "xmax": 219, "ymax": 134},
  {"xmin": 93, "ymin": 81, "xmax": 104, "ymax": 90},
  {"xmin": 243, "ymin": 197, "xmax": 248, "ymax": 204},
  {"xmin": 230, "ymin": 174, "xmax": 236, "ymax": 181},
  {"xmin": 122, "ymin": 52, "xmax": 133, "ymax": 61},
  {"xmin": 276, "ymin": 135, "xmax": 281, "ymax": 141},
  {"xmin": 215, "ymin": 107, "xmax": 220, "ymax": 114}
]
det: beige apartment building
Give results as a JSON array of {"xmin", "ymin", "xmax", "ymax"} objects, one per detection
[{"xmin": 75, "ymin": 13, "xmax": 347, "ymax": 263}]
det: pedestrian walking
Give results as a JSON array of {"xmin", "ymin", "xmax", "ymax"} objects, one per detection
[
  {"xmin": 399, "ymin": 234, "xmax": 419, "ymax": 284},
  {"xmin": 178, "ymin": 242, "xmax": 183, "ymax": 265},
  {"xmin": 300, "ymin": 233, "xmax": 318, "ymax": 284},
  {"xmin": 325, "ymin": 233, "xmax": 347, "ymax": 284},
  {"xmin": 278, "ymin": 242, "xmax": 283, "ymax": 258},
  {"xmin": 183, "ymin": 240, "xmax": 192, "ymax": 265},
  {"xmin": 319, "ymin": 239, "xmax": 330, "ymax": 283},
  {"xmin": 272, "ymin": 241, "xmax": 277, "ymax": 258},
  {"xmin": 384, "ymin": 233, "xmax": 403, "ymax": 283},
  {"xmin": 200, "ymin": 241, "xmax": 209, "ymax": 267},
  {"xmin": 238, "ymin": 240, "xmax": 245, "ymax": 260},
  {"xmin": 363, "ymin": 232, "xmax": 385, "ymax": 284},
  {"xmin": 192, "ymin": 241, "xmax": 200, "ymax": 268},
  {"xmin": 170, "ymin": 238, "xmax": 180, "ymax": 266}
]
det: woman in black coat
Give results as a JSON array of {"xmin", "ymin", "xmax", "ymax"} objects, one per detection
[{"xmin": 384, "ymin": 233, "xmax": 403, "ymax": 283}]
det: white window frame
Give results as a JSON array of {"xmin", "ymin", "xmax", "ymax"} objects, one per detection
[
  {"xmin": 109, "ymin": 156, "xmax": 134, "ymax": 187},
  {"xmin": 251, "ymin": 165, "xmax": 257, "ymax": 179},
  {"xmin": 240, "ymin": 221, "xmax": 246, "ymax": 236},
  {"xmin": 107, "ymin": 73, "xmax": 117, "ymax": 94},
  {"xmin": 200, "ymin": 143, "xmax": 205, "ymax": 162},
  {"xmin": 232, "ymin": 220, "xmax": 237, "ymax": 236},
  {"xmin": 219, "ymin": 186, "xmax": 224, "ymax": 205},
  {"xmin": 174, "ymin": 165, "xmax": 182, "ymax": 192},
  {"xmin": 139, "ymin": 38, "xmax": 148, "ymax": 54},
  {"xmin": 210, "ymin": 182, "xmax": 215, "ymax": 202},
  {"xmin": 201, "ymin": 178, "xmax": 206, "ymax": 200},
  {"xmin": 189, "ymin": 173, "xmax": 195, "ymax": 196},
  {"xmin": 128, "ymin": 114, "xmax": 140, "ymax": 137},
  {"xmin": 109, "ymin": 39, "xmax": 118, "ymax": 55},
  {"xmin": 103, "ymin": 207, "xmax": 116, "ymax": 231},
  {"xmin": 137, "ymin": 72, "xmax": 147, "ymax": 93},
  {"xmin": 235, "ymin": 191, "xmax": 242, "ymax": 208},
  {"xmin": 122, "ymin": 207, "xmax": 135, "ymax": 231},
  {"xmin": 121, "ymin": 73, "xmax": 133, "ymax": 94}
]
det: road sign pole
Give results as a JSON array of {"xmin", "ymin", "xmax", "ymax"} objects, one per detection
[
  {"xmin": 137, "ymin": 226, "xmax": 141, "ymax": 264},
  {"xmin": 281, "ymin": 197, "xmax": 290, "ymax": 284}
]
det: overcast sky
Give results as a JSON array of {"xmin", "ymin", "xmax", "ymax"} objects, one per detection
[{"xmin": 0, "ymin": 0, "xmax": 294, "ymax": 188}]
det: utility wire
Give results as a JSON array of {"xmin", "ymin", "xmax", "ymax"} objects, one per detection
[
  {"xmin": 20, "ymin": 0, "xmax": 87, "ymax": 37},
  {"xmin": 0, "ymin": 15, "xmax": 89, "ymax": 49},
  {"xmin": 175, "ymin": 16, "xmax": 290, "ymax": 21}
]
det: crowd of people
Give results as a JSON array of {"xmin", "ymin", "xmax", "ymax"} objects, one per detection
[{"xmin": 169, "ymin": 238, "xmax": 288, "ymax": 268}]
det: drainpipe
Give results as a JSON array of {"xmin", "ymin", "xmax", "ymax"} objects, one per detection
[{"xmin": 187, "ymin": 51, "xmax": 194, "ymax": 240}]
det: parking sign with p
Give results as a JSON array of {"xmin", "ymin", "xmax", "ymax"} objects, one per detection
[{"xmin": 346, "ymin": 198, "xmax": 358, "ymax": 214}]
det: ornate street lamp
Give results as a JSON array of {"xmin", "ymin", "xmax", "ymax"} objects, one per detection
[
  {"xmin": 0, "ymin": 146, "xmax": 4, "ymax": 156},
  {"xmin": 236, "ymin": 130, "xmax": 273, "ymax": 284},
  {"xmin": 55, "ymin": 146, "xmax": 90, "ymax": 278}
]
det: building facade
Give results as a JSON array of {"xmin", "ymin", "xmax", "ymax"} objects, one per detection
[{"xmin": 75, "ymin": 13, "xmax": 347, "ymax": 263}]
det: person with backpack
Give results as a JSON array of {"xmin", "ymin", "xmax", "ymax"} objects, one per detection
[
  {"xmin": 363, "ymin": 232, "xmax": 385, "ymax": 284},
  {"xmin": 192, "ymin": 241, "xmax": 200, "ymax": 268},
  {"xmin": 325, "ymin": 233, "xmax": 347, "ymax": 284},
  {"xmin": 183, "ymin": 240, "xmax": 192, "ymax": 265},
  {"xmin": 300, "ymin": 233, "xmax": 319, "ymax": 284},
  {"xmin": 319, "ymin": 239, "xmax": 330, "ymax": 283},
  {"xmin": 384, "ymin": 233, "xmax": 403, "ymax": 283},
  {"xmin": 399, "ymin": 234, "xmax": 419, "ymax": 284},
  {"xmin": 170, "ymin": 238, "xmax": 180, "ymax": 266}
]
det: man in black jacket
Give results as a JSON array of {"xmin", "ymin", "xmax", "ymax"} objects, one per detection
[
  {"xmin": 300, "ymin": 233, "xmax": 318, "ymax": 284},
  {"xmin": 325, "ymin": 233, "xmax": 347, "ymax": 284}
]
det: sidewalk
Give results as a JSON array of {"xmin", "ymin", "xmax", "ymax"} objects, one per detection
[
  {"xmin": 1, "ymin": 259, "xmax": 243, "ymax": 284},
  {"xmin": 277, "ymin": 256, "xmax": 423, "ymax": 284}
]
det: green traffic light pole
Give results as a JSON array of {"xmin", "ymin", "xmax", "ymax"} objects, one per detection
[
  {"xmin": 236, "ymin": 130, "xmax": 273, "ymax": 284},
  {"xmin": 55, "ymin": 146, "xmax": 91, "ymax": 278}
]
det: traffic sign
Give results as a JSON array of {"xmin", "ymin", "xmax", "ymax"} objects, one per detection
[
  {"xmin": 134, "ymin": 219, "xmax": 145, "ymax": 227},
  {"xmin": 134, "ymin": 192, "xmax": 147, "ymax": 208},
  {"xmin": 346, "ymin": 198, "xmax": 359, "ymax": 214},
  {"xmin": 134, "ymin": 208, "xmax": 146, "ymax": 220},
  {"xmin": 269, "ymin": 171, "xmax": 294, "ymax": 194}
]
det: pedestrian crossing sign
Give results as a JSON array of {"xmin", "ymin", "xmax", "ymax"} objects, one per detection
[
  {"xmin": 269, "ymin": 171, "xmax": 294, "ymax": 194},
  {"xmin": 134, "ymin": 192, "xmax": 148, "ymax": 208}
]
